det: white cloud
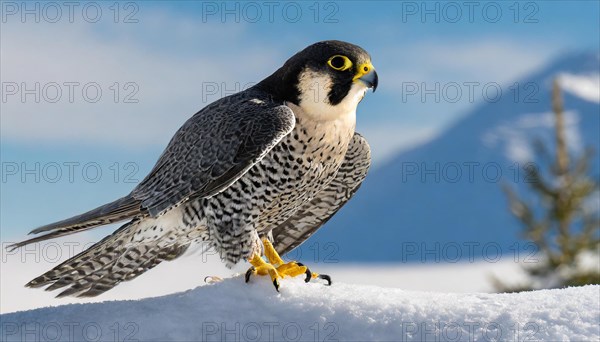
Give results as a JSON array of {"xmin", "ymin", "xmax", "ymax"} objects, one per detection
[{"xmin": 0, "ymin": 14, "xmax": 281, "ymax": 148}]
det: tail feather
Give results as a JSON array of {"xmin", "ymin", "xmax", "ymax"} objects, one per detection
[
  {"xmin": 26, "ymin": 220, "xmax": 192, "ymax": 298},
  {"xmin": 7, "ymin": 195, "xmax": 143, "ymax": 251}
]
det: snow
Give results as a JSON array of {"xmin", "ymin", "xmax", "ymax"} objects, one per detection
[
  {"xmin": 1, "ymin": 237, "xmax": 529, "ymax": 314},
  {"xmin": 1, "ymin": 278, "xmax": 598, "ymax": 342},
  {"xmin": 558, "ymin": 73, "xmax": 600, "ymax": 104},
  {"xmin": 3, "ymin": 239, "xmax": 593, "ymax": 341},
  {"xmin": 482, "ymin": 110, "xmax": 582, "ymax": 163}
]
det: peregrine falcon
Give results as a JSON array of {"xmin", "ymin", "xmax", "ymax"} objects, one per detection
[{"xmin": 8, "ymin": 40, "xmax": 377, "ymax": 296}]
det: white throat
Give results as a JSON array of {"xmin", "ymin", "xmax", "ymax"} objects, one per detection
[{"xmin": 295, "ymin": 69, "xmax": 367, "ymax": 122}]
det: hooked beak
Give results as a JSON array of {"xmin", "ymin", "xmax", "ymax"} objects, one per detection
[
  {"xmin": 353, "ymin": 62, "xmax": 378, "ymax": 92},
  {"xmin": 358, "ymin": 69, "xmax": 378, "ymax": 92}
]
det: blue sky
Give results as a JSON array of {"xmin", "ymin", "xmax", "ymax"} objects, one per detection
[{"xmin": 1, "ymin": 0, "xmax": 599, "ymax": 239}]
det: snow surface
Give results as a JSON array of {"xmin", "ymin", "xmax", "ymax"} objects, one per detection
[
  {"xmin": 1, "ymin": 278, "xmax": 598, "ymax": 342},
  {"xmin": 482, "ymin": 110, "xmax": 583, "ymax": 163},
  {"xmin": 558, "ymin": 72, "xmax": 600, "ymax": 103},
  {"xmin": 1, "ymin": 236, "xmax": 529, "ymax": 314}
]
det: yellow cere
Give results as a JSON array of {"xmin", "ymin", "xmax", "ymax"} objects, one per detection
[{"xmin": 353, "ymin": 61, "xmax": 374, "ymax": 81}]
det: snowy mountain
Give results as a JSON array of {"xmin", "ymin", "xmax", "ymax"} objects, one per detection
[
  {"xmin": 1, "ymin": 279, "xmax": 598, "ymax": 341},
  {"xmin": 306, "ymin": 52, "xmax": 600, "ymax": 262}
]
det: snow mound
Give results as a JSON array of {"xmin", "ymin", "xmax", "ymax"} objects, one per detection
[
  {"xmin": 558, "ymin": 72, "xmax": 600, "ymax": 103},
  {"xmin": 1, "ymin": 279, "xmax": 598, "ymax": 341}
]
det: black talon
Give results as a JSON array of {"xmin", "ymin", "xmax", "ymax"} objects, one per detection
[
  {"xmin": 245, "ymin": 266, "xmax": 255, "ymax": 283},
  {"xmin": 318, "ymin": 274, "xmax": 332, "ymax": 286},
  {"xmin": 304, "ymin": 270, "xmax": 312, "ymax": 283},
  {"xmin": 296, "ymin": 262, "xmax": 331, "ymax": 286},
  {"xmin": 273, "ymin": 279, "xmax": 280, "ymax": 292},
  {"xmin": 297, "ymin": 262, "xmax": 313, "ymax": 283}
]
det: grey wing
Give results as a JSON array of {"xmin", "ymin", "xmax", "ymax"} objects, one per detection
[
  {"xmin": 132, "ymin": 92, "xmax": 295, "ymax": 216},
  {"xmin": 25, "ymin": 219, "xmax": 193, "ymax": 297},
  {"xmin": 8, "ymin": 92, "xmax": 295, "ymax": 250},
  {"xmin": 271, "ymin": 132, "xmax": 371, "ymax": 255}
]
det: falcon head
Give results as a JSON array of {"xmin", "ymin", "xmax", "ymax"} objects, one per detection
[{"xmin": 257, "ymin": 40, "xmax": 378, "ymax": 120}]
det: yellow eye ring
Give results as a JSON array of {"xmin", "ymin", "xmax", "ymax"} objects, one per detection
[{"xmin": 327, "ymin": 55, "xmax": 353, "ymax": 71}]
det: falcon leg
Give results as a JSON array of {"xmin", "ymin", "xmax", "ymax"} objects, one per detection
[{"xmin": 245, "ymin": 238, "xmax": 331, "ymax": 291}]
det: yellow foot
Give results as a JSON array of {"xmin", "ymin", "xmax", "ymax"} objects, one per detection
[{"xmin": 245, "ymin": 238, "xmax": 331, "ymax": 291}]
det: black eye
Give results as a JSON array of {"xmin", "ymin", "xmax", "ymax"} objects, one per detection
[
  {"xmin": 327, "ymin": 55, "xmax": 352, "ymax": 71},
  {"xmin": 330, "ymin": 56, "xmax": 345, "ymax": 69}
]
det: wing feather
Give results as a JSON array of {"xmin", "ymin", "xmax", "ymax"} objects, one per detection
[
  {"xmin": 26, "ymin": 219, "xmax": 196, "ymax": 297},
  {"xmin": 8, "ymin": 89, "xmax": 293, "ymax": 251},
  {"xmin": 132, "ymin": 90, "xmax": 295, "ymax": 216}
]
